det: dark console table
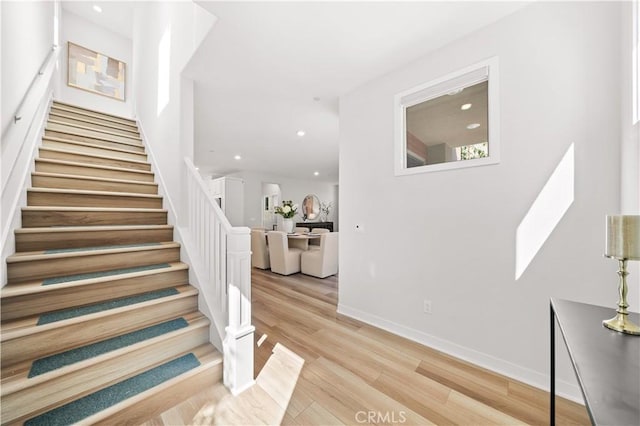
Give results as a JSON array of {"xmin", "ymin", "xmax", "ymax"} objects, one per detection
[
  {"xmin": 297, "ymin": 222, "xmax": 333, "ymax": 232},
  {"xmin": 550, "ymin": 298, "xmax": 640, "ymax": 426}
]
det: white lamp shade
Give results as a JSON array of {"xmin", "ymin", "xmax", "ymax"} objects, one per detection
[{"xmin": 605, "ymin": 215, "xmax": 640, "ymax": 260}]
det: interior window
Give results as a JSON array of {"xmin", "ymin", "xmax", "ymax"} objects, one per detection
[{"xmin": 395, "ymin": 58, "xmax": 499, "ymax": 175}]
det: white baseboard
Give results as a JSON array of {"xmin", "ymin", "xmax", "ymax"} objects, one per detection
[{"xmin": 337, "ymin": 303, "xmax": 583, "ymax": 405}]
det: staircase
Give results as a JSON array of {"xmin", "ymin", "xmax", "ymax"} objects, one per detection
[{"xmin": 1, "ymin": 101, "xmax": 222, "ymax": 425}]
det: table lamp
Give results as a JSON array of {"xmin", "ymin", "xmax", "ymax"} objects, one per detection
[{"xmin": 603, "ymin": 215, "xmax": 640, "ymax": 335}]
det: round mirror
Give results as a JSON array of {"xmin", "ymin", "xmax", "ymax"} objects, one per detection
[{"xmin": 302, "ymin": 194, "xmax": 321, "ymax": 221}]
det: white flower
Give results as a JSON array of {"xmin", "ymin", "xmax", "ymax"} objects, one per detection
[
  {"xmin": 283, "ymin": 205, "xmax": 291, "ymax": 213},
  {"xmin": 292, "ymin": 204, "xmax": 298, "ymax": 210}
]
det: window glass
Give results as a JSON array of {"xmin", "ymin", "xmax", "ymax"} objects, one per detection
[{"xmin": 395, "ymin": 58, "xmax": 499, "ymax": 175}]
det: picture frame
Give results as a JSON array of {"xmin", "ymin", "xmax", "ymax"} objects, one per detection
[{"xmin": 67, "ymin": 41, "xmax": 126, "ymax": 101}]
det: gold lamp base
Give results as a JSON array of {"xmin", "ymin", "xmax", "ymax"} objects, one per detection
[
  {"xmin": 602, "ymin": 257, "xmax": 640, "ymax": 336},
  {"xmin": 603, "ymin": 313, "xmax": 640, "ymax": 335}
]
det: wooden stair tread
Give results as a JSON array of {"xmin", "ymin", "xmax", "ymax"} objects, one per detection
[
  {"xmin": 80, "ymin": 345, "xmax": 222, "ymax": 425},
  {"xmin": 0, "ymin": 319, "xmax": 212, "ymax": 425},
  {"xmin": 35, "ymin": 158, "xmax": 154, "ymax": 176},
  {"xmin": 27, "ymin": 187, "xmax": 162, "ymax": 199},
  {"xmin": 47, "ymin": 119, "xmax": 142, "ymax": 140},
  {"xmin": 43, "ymin": 134, "xmax": 143, "ymax": 151},
  {"xmin": 48, "ymin": 112, "xmax": 140, "ymax": 135},
  {"xmin": 32, "ymin": 172, "xmax": 158, "ymax": 187},
  {"xmin": 1, "ymin": 261, "xmax": 187, "ymax": 298},
  {"xmin": 1, "ymin": 314, "xmax": 209, "ymax": 391},
  {"xmin": 2, "ymin": 100, "xmax": 225, "ymax": 423},
  {"xmin": 52, "ymin": 101, "xmax": 137, "ymax": 124},
  {"xmin": 39, "ymin": 146, "xmax": 150, "ymax": 166},
  {"xmin": 43, "ymin": 137, "xmax": 147, "ymax": 158},
  {"xmin": 50, "ymin": 107, "xmax": 139, "ymax": 131},
  {"xmin": 0, "ymin": 285, "xmax": 198, "ymax": 338},
  {"xmin": 23, "ymin": 206, "xmax": 166, "ymax": 212},
  {"xmin": 6, "ymin": 241, "xmax": 179, "ymax": 262},
  {"xmin": 14, "ymin": 223, "xmax": 172, "ymax": 251},
  {"xmin": 15, "ymin": 224, "xmax": 172, "ymax": 235},
  {"xmin": 45, "ymin": 128, "xmax": 144, "ymax": 150}
]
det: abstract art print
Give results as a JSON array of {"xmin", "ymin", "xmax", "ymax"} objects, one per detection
[{"xmin": 67, "ymin": 42, "xmax": 126, "ymax": 101}]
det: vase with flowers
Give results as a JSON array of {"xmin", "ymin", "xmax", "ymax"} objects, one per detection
[{"xmin": 274, "ymin": 200, "xmax": 298, "ymax": 233}]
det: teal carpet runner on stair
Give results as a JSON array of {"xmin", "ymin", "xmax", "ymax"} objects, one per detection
[
  {"xmin": 25, "ymin": 353, "xmax": 201, "ymax": 426},
  {"xmin": 29, "ymin": 317, "xmax": 189, "ymax": 377},
  {"xmin": 37, "ymin": 288, "xmax": 179, "ymax": 325},
  {"xmin": 42, "ymin": 263, "xmax": 171, "ymax": 285}
]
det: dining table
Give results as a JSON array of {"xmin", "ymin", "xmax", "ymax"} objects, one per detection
[{"xmin": 287, "ymin": 233, "xmax": 321, "ymax": 251}]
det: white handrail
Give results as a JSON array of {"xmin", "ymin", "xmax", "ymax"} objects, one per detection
[
  {"xmin": 183, "ymin": 157, "xmax": 254, "ymax": 395},
  {"xmin": 10, "ymin": 44, "xmax": 57, "ymax": 127}
]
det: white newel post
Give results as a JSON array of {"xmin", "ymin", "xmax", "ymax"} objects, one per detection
[{"xmin": 223, "ymin": 227, "xmax": 255, "ymax": 395}]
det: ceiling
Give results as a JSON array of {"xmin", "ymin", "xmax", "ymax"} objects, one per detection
[
  {"xmin": 407, "ymin": 81, "xmax": 488, "ymax": 148},
  {"xmin": 61, "ymin": 2, "xmax": 133, "ymax": 40},
  {"xmin": 61, "ymin": 1, "xmax": 528, "ymax": 183},
  {"xmin": 188, "ymin": 1, "xmax": 527, "ymax": 182}
]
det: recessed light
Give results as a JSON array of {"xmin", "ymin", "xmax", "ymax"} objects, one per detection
[
  {"xmin": 461, "ymin": 103, "xmax": 472, "ymax": 110},
  {"xmin": 447, "ymin": 88, "xmax": 464, "ymax": 96},
  {"xmin": 93, "ymin": 5, "xmax": 102, "ymax": 13},
  {"xmin": 234, "ymin": 155, "xmax": 241, "ymax": 160},
  {"xmin": 314, "ymin": 171, "xmax": 319, "ymax": 176},
  {"xmin": 466, "ymin": 123, "xmax": 481, "ymax": 130},
  {"xmin": 297, "ymin": 130, "xmax": 305, "ymax": 137},
  {"xmin": 195, "ymin": 167, "xmax": 200, "ymax": 171}
]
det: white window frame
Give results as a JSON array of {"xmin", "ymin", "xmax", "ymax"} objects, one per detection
[{"xmin": 394, "ymin": 57, "xmax": 500, "ymax": 176}]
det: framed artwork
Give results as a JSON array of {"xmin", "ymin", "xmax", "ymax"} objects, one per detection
[{"xmin": 67, "ymin": 42, "xmax": 126, "ymax": 101}]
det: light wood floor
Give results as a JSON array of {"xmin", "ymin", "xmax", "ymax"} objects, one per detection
[{"xmin": 144, "ymin": 269, "xmax": 590, "ymax": 425}]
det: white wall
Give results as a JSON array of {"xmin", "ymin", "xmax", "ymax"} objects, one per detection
[
  {"xmin": 339, "ymin": 1, "xmax": 623, "ymax": 400},
  {"xmin": 1, "ymin": 1, "xmax": 54, "ymax": 134},
  {"xmin": 620, "ymin": 1, "xmax": 640, "ymax": 284},
  {"xmin": 59, "ymin": 9, "xmax": 133, "ymax": 118},
  {"xmin": 132, "ymin": 1, "xmax": 215, "ymax": 216},
  {"xmin": 226, "ymin": 171, "xmax": 339, "ymax": 230},
  {"xmin": 132, "ymin": 1, "xmax": 220, "ymax": 345},
  {"xmin": 1, "ymin": 1, "xmax": 58, "ymax": 286}
]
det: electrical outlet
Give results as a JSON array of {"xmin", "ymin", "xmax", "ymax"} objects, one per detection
[{"xmin": 423, "ymin": 300, "xmax": 432, "ymax": 314}]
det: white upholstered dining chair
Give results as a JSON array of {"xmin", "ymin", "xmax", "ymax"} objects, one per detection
[
  {"xmin": 250, "ymin": 229, "xmax": 270, "ymax": 269},
  {"xmin": 301, "ymin": 232, "xmax": 338, "ymax": 278},
  {"xmin": 309, "ymin": 227, "xmax": 329, "ymax": 248},
  {"xmin": 267, "ymin": 231, "xmax": 302, "ymax": 275}
]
